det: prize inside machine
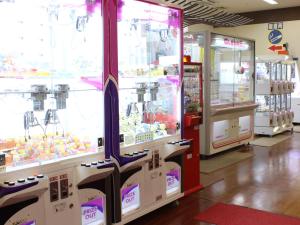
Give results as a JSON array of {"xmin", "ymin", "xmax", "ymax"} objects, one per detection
[
  {"xmin": 185, "ymin": 32, "xmax": 256, "ymax": 156},
  {"xmin": 182, "ymin": 55, "xmax": 203, "ymax": 194},
  {"xmin": 255, "ymin": 60, "xmax": 295, "ymax": 136},
  {"xmin": 116, "ymin": 0, "xmax": 189, "ymax": 223},
  {"xmin": 0, "ymin": 1, "xmax": 113, "ymax": 225}
]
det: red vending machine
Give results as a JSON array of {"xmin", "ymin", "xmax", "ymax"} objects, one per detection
[{"xmin": 183, "ymin": 60, "xmax": 203, "ymax": 195}]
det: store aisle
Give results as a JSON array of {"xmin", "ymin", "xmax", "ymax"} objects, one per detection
[{"xmin": 128, "ymin": 132, "xmax": 300, "ymax": 225}]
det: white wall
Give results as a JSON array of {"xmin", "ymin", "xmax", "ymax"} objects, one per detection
[
  {"xmin": 214, "ymin": 20, "xmax": 300, "ymax": 60},
  {"xmin": 187, "ymin": 21, "xmax": 300, "ymax": 60},
  {"xmin": 187, "ymin": 21, "xmax": 300, "ymax": 98}
]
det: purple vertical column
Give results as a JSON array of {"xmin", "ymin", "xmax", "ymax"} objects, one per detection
[
  {"xmin": 103, "ymin": 0, "xmax": 148, "ymax": 166},
  {"xmin": 103, "ymin": 0, "xmax": 119, "ymax": 160}
]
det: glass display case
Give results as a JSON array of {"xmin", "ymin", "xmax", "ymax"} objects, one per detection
[
  {"xmin": 118, "ymin": 0, "xmax": 181, "ymax": 146},
  {"xmin": 184, "ymin": 32, "xmax": 256, "ymax": 156},
  {"xmin": 0, "ymin": 0, "xmax": 104, "ymax": 168}
]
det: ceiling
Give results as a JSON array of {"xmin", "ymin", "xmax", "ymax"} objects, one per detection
[
  {"xmin": 160, "ymin": 0, "xmax": 300, "ymax": 27},
  {"xmin": 214, "ymin": 0, "xmax": 300, "ymax": 13}
]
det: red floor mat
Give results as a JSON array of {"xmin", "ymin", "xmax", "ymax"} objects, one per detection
[{"xmin": 195, "ymin": 203, "xmax": 300, "ymax": 225}]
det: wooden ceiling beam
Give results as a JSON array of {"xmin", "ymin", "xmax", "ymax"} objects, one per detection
[{"xmin": 240, "ymin": 6, "xmax": 300, "ymax": 24}]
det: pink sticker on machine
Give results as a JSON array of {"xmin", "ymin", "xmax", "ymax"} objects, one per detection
[
  {"xmin": 21, "ymin": 221, "xmax": 35, "ymax": 225},
  {"xmin": 81, "ymin": 197, "xmax": 105, "ymax": 225},
  {"xmin": 166, "ymin": 168, "xmax": 180, "ymax": 195},
  {"xmin": 121, "ymin": 184, "xmax": 140, "ymax": 215}
]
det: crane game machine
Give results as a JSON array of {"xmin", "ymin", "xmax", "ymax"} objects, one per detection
[
  {"xmin": 0, "ymin": 0, "xmax": 114, "ymax": 225},
  {"xmin": 108, "ymin": 0, "xmax": 190, "ymax": 224},
  {"xmin": 182, "ymin": 55, "xmax": 203, "ymax": 195}
]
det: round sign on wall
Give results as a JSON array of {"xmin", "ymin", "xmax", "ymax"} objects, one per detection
[{"xmin": 268, "ymin": 30, "xmax": 283, "ymax": 44}]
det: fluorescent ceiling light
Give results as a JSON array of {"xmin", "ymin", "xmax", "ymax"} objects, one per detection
[{"xmin": 263, "ymin": 0, "xmax": 278, "ymax": 5}]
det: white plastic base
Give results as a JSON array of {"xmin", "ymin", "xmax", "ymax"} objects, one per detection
[{"xmin": 254, "ymin": 125, "xmax": 293, "ymax": 136}]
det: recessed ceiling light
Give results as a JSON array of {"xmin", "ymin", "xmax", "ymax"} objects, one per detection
[{"xmin": 263, "ymin": 0, "xmax": 278, "ymax": 5}]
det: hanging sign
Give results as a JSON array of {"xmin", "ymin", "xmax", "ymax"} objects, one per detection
[
  {"xmin": 268, "ymin": 30, "xmax": 283, "ymax": 44},
  {"xmin": 268, "ymin": 45, "xmax": 283, "ymax": 52},
  {"xmin": 268, "ymin": 22, "xmax": 283, "ymax": 30},
  {"xmin": 268, "ymin": 45, "xmax": 289, "ymax": 55}
]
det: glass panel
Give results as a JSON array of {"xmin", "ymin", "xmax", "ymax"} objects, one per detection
[
  {"xmin": 0, "ymin": 0, "xmax": 103, "ymax": 168},
  {"xmin": 271, "ymin": 63, "xmax": 277, "ymax": 80},
  {"xmin": 233, "ymin": 38, "xmax": 255, "ymax": 104},
  {"xmin": 118, "ymin": 0, "xmax": 181, "ymax": 146},
  {"xmin": 256, "ymin": 95, "xmax": 276, "ymax": 112},
  {"xmin": 210, "ymin": 34, "xmax": 235, "ymax": 106},
  {"xmin": 183, "ymin": 64, "xmax": 201, "ymax": 113},
  {"xmin": 256, "ymin": 62, "xmax": 271, "ymax": 81},
  {"xmin": 282, "ymin": 64, "xmax": 287, "ymax": 80},
  {"xmin": 275, "ymin": 95, "xmax": 282, "ymax": 112},
  {"xmin": 287, "ymin": 93, "xmax": 291, "ymax": 109},
  {"xmin": 282, "ymin": 94, "xmax": 288, "ymax": 109},
  {"xmin": 277, "ymin": 63, "xmax": 282, "ymax": 80}
]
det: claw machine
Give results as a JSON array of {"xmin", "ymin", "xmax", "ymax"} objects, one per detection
[
  {"xmin": 184, "ymin": 32, "xmax": 256, "ymax": 156},
  {"xmin": 105, "ymin": 0, "xmax": 189, "ymax": 224},
  {"xmin": 0, "ymin": 1, "xmax": 114, "ymax": 225}
]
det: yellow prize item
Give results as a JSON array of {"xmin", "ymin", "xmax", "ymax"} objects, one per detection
[{"xmin": 159, "ymin": 124, "xmax": 166, "ymax": 130}]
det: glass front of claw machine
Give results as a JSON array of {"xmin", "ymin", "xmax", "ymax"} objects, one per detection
[
  {"xmin": 0, "ymin": 0, "xmax": 104, "ymax": 169},
  {"xmin": 118, "ymin": 0, "xmax": 182, "ymax": 146},
  {"xmin": 210, "ymin": 34, "xmax": 255, "ymax": 107}
]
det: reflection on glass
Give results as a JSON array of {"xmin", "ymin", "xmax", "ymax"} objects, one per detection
[
  {"xmin": 0, "ymin": 0, "xmax": 103, "ymax": 167},
  {"xmin": 118, "ymin": 0, "xmax": 181, "ymax": 146},
  {"xmin": 184, "ymin": 33, "xmax": 205, "ymax": 63}
]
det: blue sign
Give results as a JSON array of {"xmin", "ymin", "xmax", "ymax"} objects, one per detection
[{"xmin": 268, "ymin": 30, "xmax": 283, "ymax": 44}]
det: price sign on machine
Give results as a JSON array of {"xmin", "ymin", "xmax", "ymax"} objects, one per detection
[
  {"xmin": 121, "ymin": 184, "xmax": 141, "ymax": 215},
  {"xmin": 166, "ymin": 169, "xmax": 180, "ymax": 195},
  {"xmin": 81, "ymin": 197, "xmax": 105, "ymax": 225}
]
